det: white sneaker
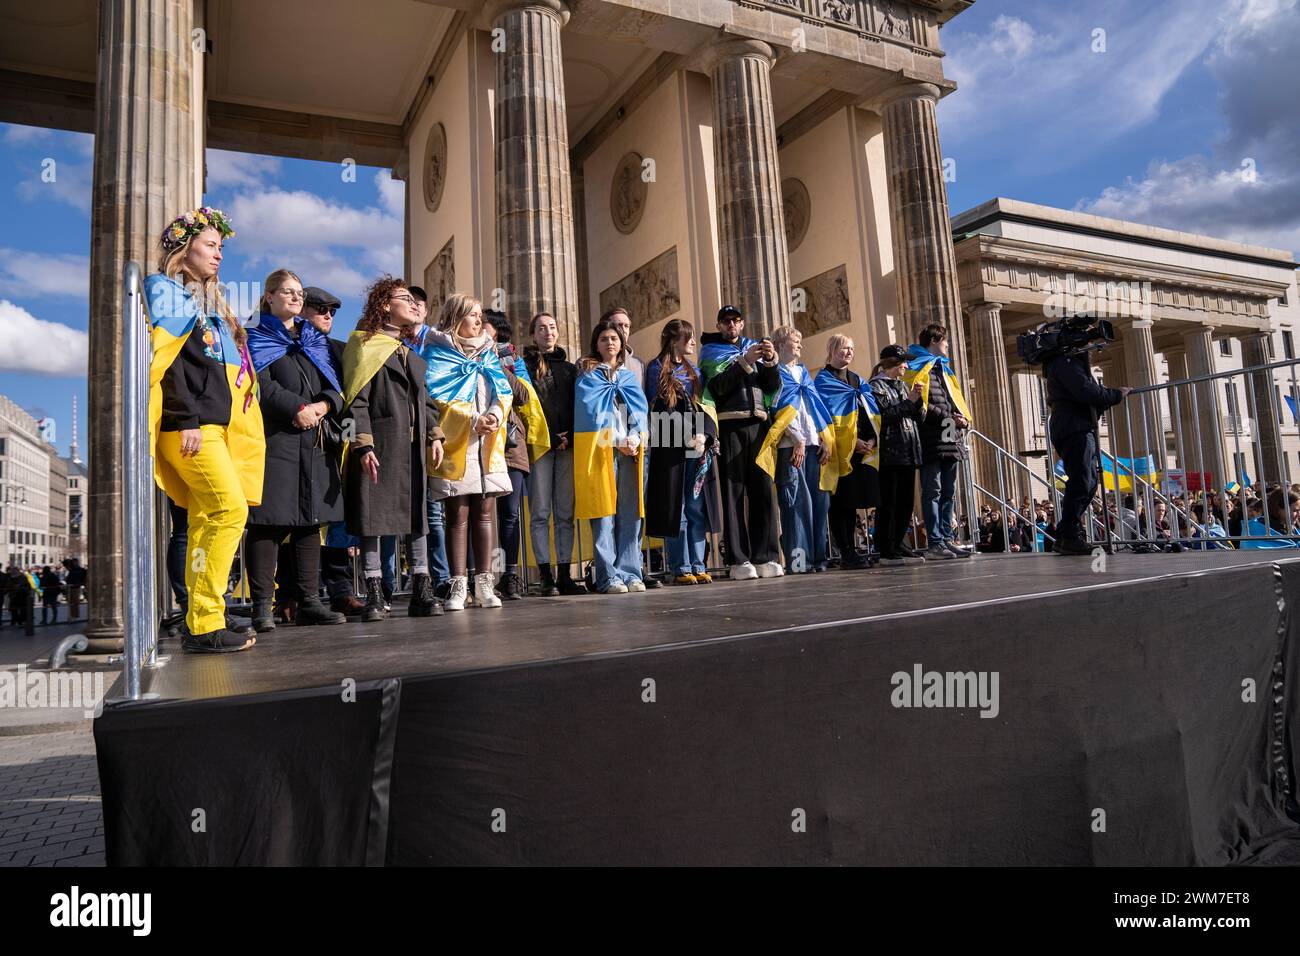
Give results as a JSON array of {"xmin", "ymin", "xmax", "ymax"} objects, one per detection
[
  {"xmin": 444, "ymin": 576, "xmax": 468, "ymax": 611},
  {"xmin": 925, "ymin": 545, "xmax": 955, "ymax": 560},
  {"xmin": 627, "ymin": 579, "xmax": 646, "ymax": 592},
  {"xmin": 602, "ymin": 581, "xmax": 629, "ymax": 594},
  {"xmin": 729, "ymin": 562, "xmax": 758, "ymax": 581},
  {"xmin": 755, "ymin": 561, "xmax": 784, "ymax": 578},
  {"xmin": 473, "ymin": 573, "xmax": 502, "ymax": 609}
]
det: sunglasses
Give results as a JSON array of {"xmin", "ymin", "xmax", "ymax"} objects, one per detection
[{"xmin": 307, "ymin": 305, "xmax": 337, "ymax": 317}]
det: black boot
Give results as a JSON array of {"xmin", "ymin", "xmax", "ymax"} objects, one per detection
[
  {"xmin": 251, "ymin": 598, "xmax": 276, "ymax": 633},
  {"xmin": 537, "ymin": 564, "xmax": 560, "ymax": 597},
  {"xmin": 296, "ymin": 595, "xmax": 346, "ymax": 626},
  {"xmin": 498, "ymin": 570, "xmax": 525, "ymax": 601},
  {"xmin": 362, "ymin": 578, "xmax": 388, "ymax": 622},
  {"xmin": 556, "ymin": 565, "xmax": 587, "ymax": 595},
  {"xmin": 408, "ymin": 573, "xmax": 444, "ymax": 617}
]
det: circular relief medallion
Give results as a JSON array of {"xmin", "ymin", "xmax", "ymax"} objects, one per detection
[
  {"xmin": 610, "ymin": 152, "xmax": 647, "ymax": 235},
  {"xmin": 783, "ymin": 177, "xmax": 811, "ymax": 253},
  {"xmin": 424, "ymin": 122, "xmax": 447, "ymax": 213}
]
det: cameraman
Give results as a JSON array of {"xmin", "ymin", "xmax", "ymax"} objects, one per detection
[{"xmin": 1044, "ymin": 349, "xmax": 1131, "ymax": 555}]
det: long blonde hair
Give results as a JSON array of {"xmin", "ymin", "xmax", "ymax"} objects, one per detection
[
  {"xmin": 156, "ymin": 231, "xmax": 246, "ymax": 347},
  {"xmin": 437, "ymin": 291, "xmax": 483, "ymax": 337}
]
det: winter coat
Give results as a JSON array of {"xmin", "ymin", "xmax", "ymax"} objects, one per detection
[
  {"xmin": 824, "ymin": 365, "xmax": 880, "ymax": 509},
  {"xmin": 918, "ymin": 362, "xmax": 968, "ymax": 463},
  {"xmin": 522, "ymin": 346, "xmax": 577, "ymax": 447},
  {"xmin": 699, "ymin": 332, "xmax": 781, "ymax": 421},
  {"xmin": 247, "ymin": 327, "xmax": 345, "ymax": 527},
  {"xmin": 869, "ymin": 374, "xmax": 924, "ymax": 468},
  {"xmin": 644, "ymin": 358, "xmax": 722, "ymax": 539},
  {"xmin": 427, "ymin": 330, "xmax": 513, "ymax": 500}
]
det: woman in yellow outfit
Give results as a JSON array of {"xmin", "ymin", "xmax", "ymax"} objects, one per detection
[{"xmin": 145, "ymin": 208, "xmax": 265, "ymax": 653}]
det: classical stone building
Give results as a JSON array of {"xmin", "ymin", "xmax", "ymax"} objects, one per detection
[
  {"xmin": 0, "ymin": 394, "xmax": 53, "ymax": 567},
  {"xmin": 952, "ymin": 198, "xmax": 1299, "ymax": 498},
  {"xmin": 0, "ymin": 0, "xmax": 976, "ymax": 639}
]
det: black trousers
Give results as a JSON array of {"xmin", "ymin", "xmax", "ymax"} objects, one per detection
[
  {"xmin": 246, "ymin": 525, "xmax": 321, "ymax": 603},
  {"xmin": 1054, "ymin": 428, "xmax": 1098, "ymax": 542},
  {"xmin": 876, "ymin": 465, "xmax": 917, "ymax": 557},
  {"xmin": 320, "ymin": 546, "xmax": 355, "ymax": 601},
  {"xmin": 497, "ymin": 468, "xmax": 527, "ymax": 571},
  {"xmin": 718, "ymin": 418, "xmax": 780, "ymax": 566}
]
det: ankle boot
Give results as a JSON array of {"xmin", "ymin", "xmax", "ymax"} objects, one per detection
[
  {"xmin": 408, "ymin": 572, "xmax": 444, "ymax": 617},
  {"xmin": 537, "ymin": 563, "xmax": 560, "ymax": 597},
  {"xmin": 251, "ymin": 598, "xmax": 276, "ymax": 633},
  {"xmin": 444, "ymin": 575, "xmax": 469, "ymax": 611},
  {"xmin": 296, "ymin": 595, "xmax": 346, "ymax": 626},
  {"xmin": 362, "ymin": 578, "xmax": 387, "ymax": 622},
  {"xmin": 498, "ymin": 570, "xmax": 524, "ymax": 601},
  {"xmin": 473, "ymin": 573, "xmax": 502, "ymax": 609},
  {"xmin": 556, "ymin": 565, "xmax": 587, "ymax": 595}
]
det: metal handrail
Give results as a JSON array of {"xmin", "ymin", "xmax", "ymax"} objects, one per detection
[{"xmin": 123, "ymin": 262, "xmax": 158, "ymax": 700}]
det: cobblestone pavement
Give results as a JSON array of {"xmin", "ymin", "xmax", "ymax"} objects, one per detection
[{"xmin": 0, "ymin": 726, "xmax": 104, "ymax": 866}]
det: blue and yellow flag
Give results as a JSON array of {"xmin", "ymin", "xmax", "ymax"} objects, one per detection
[
  {"xmin": 515, "ymin": 376, "xmax": 551, "ymax": 464},
  {"xmin": 574, "ymin": 365, "xmax": 650, "ymax": 520},
  {"xmin": 903, "ymin": 344, "xmax": 972, "ymax": 423},
  {"xmin": 144, "ymin": 273, "xmax": 264, "ymax": 508},
  {"xmin": 1054, "ymin": 453, "xmax": 1159, "ymax": 493},
  {"xmin": 698, "ymin": 337, "xmax": 779, "ymax": 426},
  {"xmin": 420, "ymin": 330, "xmax": 513, "ymax": 484},
  {"xmin": 340, "ymin": 329, "xmax": 403, "ymax": 470},
  {"xmin": 814, "ymin": 368, "xmax": 881, "ymax": 489},
  {"xmin": 755, "ymin": 364, "xmax": 835, "ymax": 484}
]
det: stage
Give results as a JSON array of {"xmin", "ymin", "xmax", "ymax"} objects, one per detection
[{"xmin": 94, "ymin": 551, "xmax": 1300, "ymax": 865}]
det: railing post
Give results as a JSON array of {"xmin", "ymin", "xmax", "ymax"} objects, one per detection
[{"xmin": 122, "ymin": 263, "xmax": 156, "ymax": 701}]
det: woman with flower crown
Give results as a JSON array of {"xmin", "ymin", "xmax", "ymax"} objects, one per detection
[{"xmin": 145, "ymin": 208, "xmax": 265, "ymax": 653}]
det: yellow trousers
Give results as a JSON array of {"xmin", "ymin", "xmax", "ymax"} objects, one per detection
[{"xmin": 157, "ymin": 424, "xmax": 249, "ymax": 635}]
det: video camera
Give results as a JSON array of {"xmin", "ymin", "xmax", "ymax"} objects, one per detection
[{"xmin": 1016, "ymin": 316, "xmax": 1114, "ymax": 365}]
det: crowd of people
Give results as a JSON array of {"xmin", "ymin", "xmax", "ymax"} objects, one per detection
[{"xmin": 1, "ymin": 559, "xmax": 87, "ymax": 628}]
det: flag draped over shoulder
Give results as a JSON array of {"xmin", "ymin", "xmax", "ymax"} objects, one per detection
[
  {"xmin": 698, "ymin": 337, "xmax": 779, "ymax": 424},
  {"xmin": 573, "ymin": 365, "xmax": 650, "ymax": 520},
  {"xmin": 814, "ymin": 368, "xmax": 881, "ymax": 487},
  {"xmin": 419, "ymin": 330, "xmax": 513, "ymax": 483},
  {"xmin": 245, "ymin": 313, "xmax": 342, "ymax": 393},
  {"xmin": 515, "ymin": 377, "xmax": 551, "ymax": 464},
  {"xmin": 144, "ymin": 273, "xmax": 264, "ymax": 508},
  {"xmin": 903, "ymin": 343, "xmax": 972, "ymax": 422},
  {"xmin": 339, "ymin": 329, "xmax": 402, "ymax": 470},
  {"xmin": 755, "ymin": 364, "xmax": 835, "ymax": 484}
]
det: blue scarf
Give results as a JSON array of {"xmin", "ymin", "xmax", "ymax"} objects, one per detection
[
  {"xmin": 246, "ymin": 313, "xmax": 342, "ymax": 393},
  {"xmin": 905, "ymin": 343, "xmax": 953, "ymax": 375},
  {"xmin": 420, "ymin": 334, "xmax": 512, "ymax": 407}
]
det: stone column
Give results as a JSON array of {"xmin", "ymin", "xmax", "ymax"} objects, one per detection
[
  {"xmin": 1118, "ymin": 320, "xmax": 1162, "ymax": 462},
  {"xmin": 1182, "ymin": 326, "xmax": 1230, "ymax": 490},
  {"xmin": 708, "ymin": 39, "xmax": 789, "ymax": 335},
  {"xmin": 878, "ymin": 82, "xmax": 964, "ymax": 358},
  {"xmin": 1240, "ymin": 331, "xmax": 1286, "ymax": 486},
  {"xmin": 967, "ymin": 303, "xmax": 1018, "ymax": 501},
  {"xmin": 492, "ymin": 0, "xmax": 581, "ymax": 355},
  {"xmin": 86, "ymin": 0, "xmax": 200, "ymax": 642}
]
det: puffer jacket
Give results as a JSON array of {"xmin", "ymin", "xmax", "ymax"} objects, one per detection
[
  {"xmin": 869, "ymin": 373, "xmax": 924, "ymax": 468},
  {"xmin": 919, "ymin": 363, "xmax": 968, "ymax": 462},
  {"xmin": 427, "ymin": 329, "xmax": 513, "ymax": 500}
]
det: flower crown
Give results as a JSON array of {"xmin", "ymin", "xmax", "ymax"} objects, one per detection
[{"xmin": 160, "ymin": 206, "xmax": 236, "ymax": 252}]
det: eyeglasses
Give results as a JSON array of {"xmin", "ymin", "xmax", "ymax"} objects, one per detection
[
  {"xmin": 277, "ymin": 289, "xmax": 304, "ymax": 300},
  {"xmin": 389, "ymin": 294, "xmax": 417, "ymax": 305}
]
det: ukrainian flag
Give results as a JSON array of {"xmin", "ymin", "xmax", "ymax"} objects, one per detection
[
  {"xmin": 515, "ymin": 376, "xmax": 551, "ymax": 464},
  {"xmin": 755, "ymin": 364, "xmax": 835, "ymax": 485},
  {"xmin": 574, "ymin": 365, "xmax": 649, "ymax": 520},
  {"xmin": 903, "ymin": 343, "xmax": 972, "ymax": 422},
  {"xmin": 699, "ymin": 337, "xmax": 780, "ymax": 426},
  {"xmin": 814, "ymin": 368, "xmax": 881, "ymax": 490},
  {"xmin": 420, "ymin": 331, "xmax": 513, "ymax": 483},
  {"xmin": 1054, "ymin": 453, "xmax": 1159, "ymax": 493},
  {"xmin": 144, "ymin": 273, "xmax": 264, "ymax": 508},
  {"xmin": 340, "ymin": 329, "xmax": 402, "ymax": 470}
]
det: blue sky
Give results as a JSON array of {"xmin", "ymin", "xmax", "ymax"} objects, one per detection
[{"xmin": 1, "ymin": 0, "xmax": 1297, "ymax": 460}]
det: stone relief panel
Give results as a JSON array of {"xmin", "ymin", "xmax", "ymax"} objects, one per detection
[
  {"xmin": 424, "ymin": 122, "xmax": 447, "ymax": 213},
  {"xmin": 599, "ymin": 246, "xmax": 681, "ymax": 333},
  {"xmin": 610, "ymin": 152, "xmax": 648, "ymax": 235},
  {"xmin": 791, "ymin": 264, "xmax": 851, "ymax": 337},
  {"xmin": 782, "ymin": 178, "xmax": 811, "ymax": 254},
  {"xmin": 423, "ymin": 236, "xmax": 455, "ymax": 311},
  {"xmin": 821, "ymin": 0, "xmax": 856, "ymax": 25},
  {"xmin": 868, "ymin": 0, "xmax": 915, "ymax": 41}
]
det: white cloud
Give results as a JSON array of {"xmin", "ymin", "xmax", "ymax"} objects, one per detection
[
  {"xmin": 0, "ymin": 300, "xmax": 87, "ymax": 376},
  {"xmin": 15, "ymin": 157, "xmax": 91, "ymax": 214},
  {"xmin": 374, "ymin": 169, "xmax": 404, "ymax": 219},
  {"xmin": 0, "ymin": 248, "xmax": 89, "ymax": 300},
  {"xmin": 205, "ymin": 149, "xmax": 282, "ymax": 190}
]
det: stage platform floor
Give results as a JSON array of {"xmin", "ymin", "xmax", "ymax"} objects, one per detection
[{"xmin": 137, "ymin": 549, "xmax": 1300, "ymax": 704}]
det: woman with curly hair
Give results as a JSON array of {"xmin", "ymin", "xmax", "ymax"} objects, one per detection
[
  {"xmin": 145, "ymin": 208, "xmax": 264, "ymax": 653},
  {"xmin": 341, "ymin": 276, "xmax": 446, "ymax": 621}
]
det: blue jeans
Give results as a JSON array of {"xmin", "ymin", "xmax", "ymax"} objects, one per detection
[
  {"xmin": 921, "ymin": 458, "xmax": 959, "ymax": 544},
  {"xmin": 425, "ymin": 494, "xmax": 448, "ymax": 586},
  {"xmin": 776, "ymin": 445, "xmax": 820, "ymax": 572},
  {"xmin": 380, "ymin": 535, "xmax": 397, "ymax": 592},
  {"xmin": 528, "ymin": 448, "xmax": 575, "ymax": 565},
  {"xmin": 589, "ymin": 453, "xmax": 643, "ymax": 590},
  {"xmin": 665, "ymin": 454, "xmax": 708, "ymax": 575}
]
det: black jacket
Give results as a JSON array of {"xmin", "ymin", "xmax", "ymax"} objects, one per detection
[
  {"xmin": 523, "ymin": 346, "xmax": 577, "ymax": 446},
  {"xmin": 699, "ymin": 333, "xmax": 781, "ymax": 422},
  {"xmin": 919, "ymin": 363, "xmax": 968, "ymax": 463},
  {"xmin": 869, "ymin": 374, "xmax": 924, "ymax": 468},
  {"xmin": 160, "ymin": 318, "xmax": 233, "ymax": 430},
  {"xmin": 1044, "ymin": 352, "xmax": 1124, "ymax": 444},
  {"xmin": 246, "ymin": 329, "xmax": 345, "ymax": 528}
]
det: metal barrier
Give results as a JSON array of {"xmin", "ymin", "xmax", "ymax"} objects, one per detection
[{"xmin": 122, "ymin": 262, "xmax": 158, "ymax": 699}]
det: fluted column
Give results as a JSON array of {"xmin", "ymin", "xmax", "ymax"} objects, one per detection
[
  {"xmin": 1118, "ymin": 320, "xmax": 1162, "ymax": 461},
  {"xmin": 1182, "ymin": 326, "xmax": 1230, "ymax": 490},
  {"xmin": 1240, "ymin": 331, "xmax": 1285, "ymax": 486},
  {"xmin": 879, "ymin": 82, "xmax": 964, "ymax": 356},
  {"xmin": 86, "ymin": 0, "xmax": 200, "ymax": 641},
  {"xmin": 492, "ymin": 0, "xmax": 580, "ymax": 355},
  {"xmin": 967, "ymin": 303, "xmax": 1017, "ymax": 499},
  {"xmin": 708, "ymin": 39, "xmax": 789, "ymax": 335}
]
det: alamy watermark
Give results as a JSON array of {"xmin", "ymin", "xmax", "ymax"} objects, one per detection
[
  {"xmin": 0, "ymin": 666, "xmax": 106, "ymax": 718},
  {"xmin": 1043, "ymin": 273, "xmax": 1153, "ymax": 323},
  {"xmin": 890, "ymin": 663, "xmax": 1000, "ymax": 719}
]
